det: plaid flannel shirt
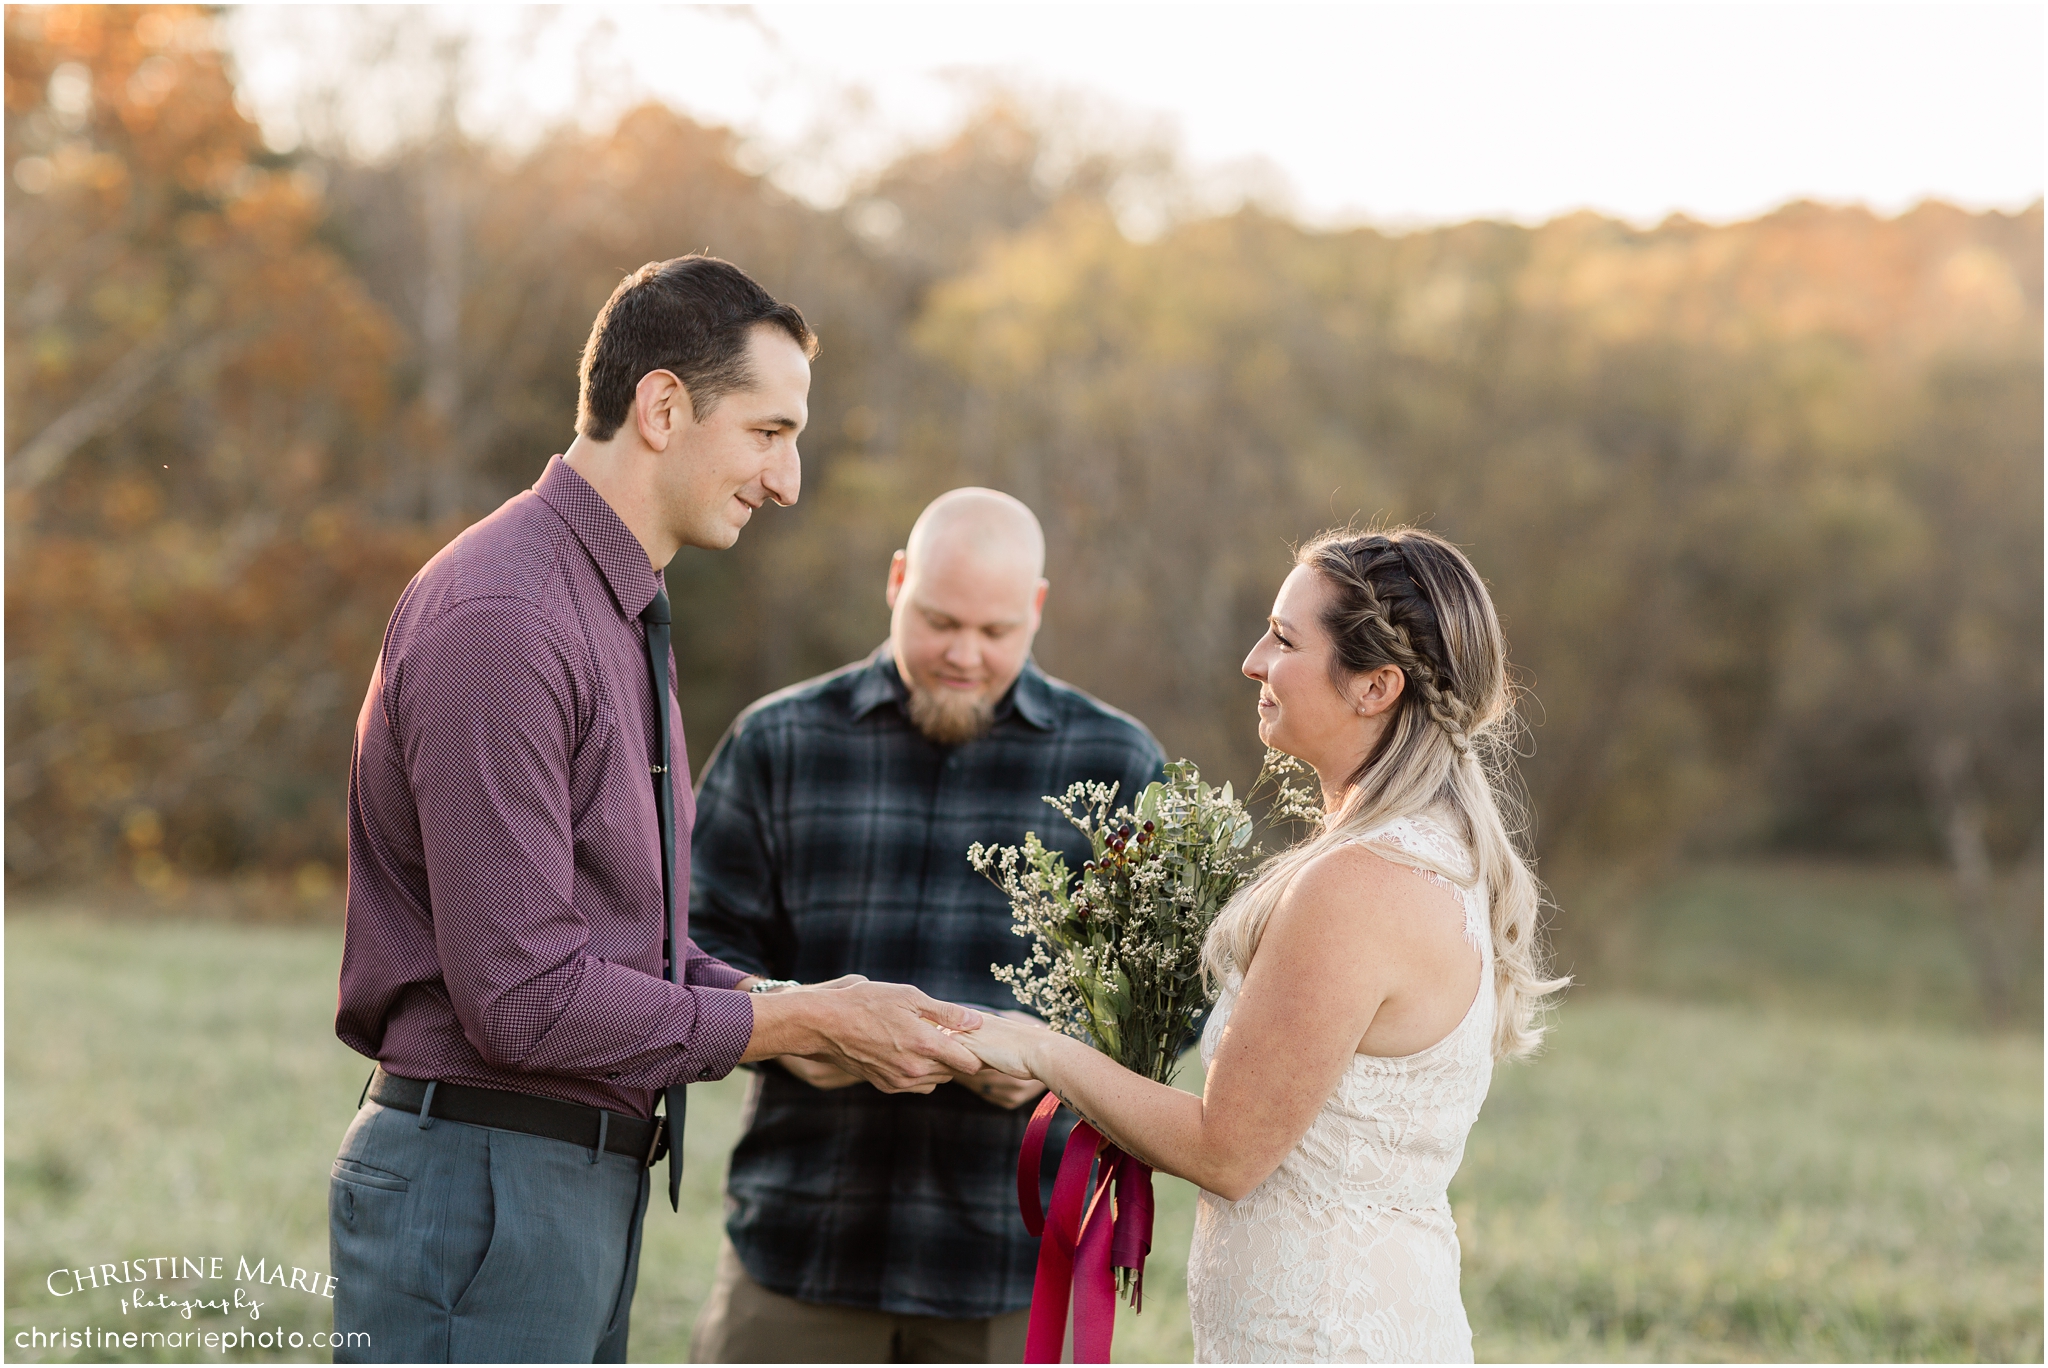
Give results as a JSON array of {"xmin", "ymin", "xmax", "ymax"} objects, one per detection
[{"xmin": 689, "ymin": 649, "xmax": 1166, "ymax": 1318}]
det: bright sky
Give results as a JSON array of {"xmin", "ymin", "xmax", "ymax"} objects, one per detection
[{"xmin": 228, "ymin": 3, "xmax": 2046, "ymax": 227}]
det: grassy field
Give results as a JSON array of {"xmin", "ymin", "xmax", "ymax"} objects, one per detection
[{"xmin": 5, "ymin": 864, "xmax": 2040, "ymax": 1362}]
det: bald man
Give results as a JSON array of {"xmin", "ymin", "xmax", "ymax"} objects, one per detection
[{"xmin": 687, "ymin": 489, "xmax": 1165, "ymax": 1362}]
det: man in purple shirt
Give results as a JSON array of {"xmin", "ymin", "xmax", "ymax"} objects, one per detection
[{"xmin": 332, "ymin": 256, "xmax": 984, "ymax": 1364}]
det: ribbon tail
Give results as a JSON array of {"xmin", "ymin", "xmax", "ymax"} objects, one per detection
[
  {"xmin": 1109, "ymin": 1154, "xmax": 1156, "ymax": 1314},
  {"xmin": 1070, "ymin": 1147, "xmax": 1119, "ymax": 1363},
  {"xmin": 1021, "ymin": 1118, "xmax": 1149, "ymax": 1361},
  {"xmin": 1024, "ymin": 1118, "xmax": 1100, "ymax": 1363},
  {"xmin": 1017, "ymin": 1091, "xmax": 1062, "ymax": 1239}
]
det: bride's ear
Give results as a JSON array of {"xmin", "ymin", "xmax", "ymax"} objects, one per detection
[{"xmin": 1351, "ymin": 664, "xmax": 1406, "ymax": 719}]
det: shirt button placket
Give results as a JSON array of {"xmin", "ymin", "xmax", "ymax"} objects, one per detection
[{"xmin": 916, "ymin": 746, "xmax": 966, "ymax": 988}]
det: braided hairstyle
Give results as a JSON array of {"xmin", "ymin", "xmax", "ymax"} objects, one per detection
[
  {"xmin": 1201, "ymin": 527, "xmax": 1568, "ymax": 1058},
  {"xmin": 1312, "ymin": 532, "xmax": 1483, "ymax": 766}
]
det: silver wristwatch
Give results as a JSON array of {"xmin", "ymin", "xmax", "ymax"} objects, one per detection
[{"xmin": 747, "ymin": 978, "xmax": 802, "ymax": 994}]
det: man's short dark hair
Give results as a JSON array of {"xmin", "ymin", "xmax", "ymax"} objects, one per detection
[{"xmin": 575, "ymin": 255, "xmax": 817, "ymax": 441}]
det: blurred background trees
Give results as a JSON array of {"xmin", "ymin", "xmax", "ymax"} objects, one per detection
[
  {"xmin": 6, "ymin": 7, "xmax": 2040, "ymax": 1018},
  {"xmin": 5, "ymin": 5, "xmax": 412, "ymax": 891}
]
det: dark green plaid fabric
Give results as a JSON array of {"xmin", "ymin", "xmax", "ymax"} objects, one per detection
[{"xmin": 689, "ymin": 648, "xmax": 1165, "ymax": 1318}]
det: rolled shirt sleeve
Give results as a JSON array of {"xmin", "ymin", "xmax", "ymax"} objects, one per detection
[
  {"xmin": 396, "ymin": 596, "xmax": 752, "ymax": 1089},
  {"xmin": 684, "ymin": 939, "xmax": 753, "ymax": 989}
]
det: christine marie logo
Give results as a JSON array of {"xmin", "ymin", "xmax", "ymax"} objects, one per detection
[{"xmin": 45, "ymin": 1254, "xmax": 336, "ymax": 1319}]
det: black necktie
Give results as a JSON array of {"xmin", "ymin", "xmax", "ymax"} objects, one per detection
[{"xmin": 639, "ymin": 585, "xmax": 686, "ymax": 1212}]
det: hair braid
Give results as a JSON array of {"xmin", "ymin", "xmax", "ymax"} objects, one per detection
[
  {"xmin": 1201, "ymin": 526, "xmax": 1569, "ymax": 1059},
  {"xmin": 1328, "ymin": 540, "xmax": 1476, "ymax": 758}
]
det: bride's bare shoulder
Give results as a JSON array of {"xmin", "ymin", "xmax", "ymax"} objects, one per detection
[{"xmin": 1270, "ymin": 838, "xmax": 1464, "ymax": 942}]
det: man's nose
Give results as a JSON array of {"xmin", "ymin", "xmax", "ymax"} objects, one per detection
[{"xmin": 764, "ymin": 442, "xmax": 801, "ymax": 508}]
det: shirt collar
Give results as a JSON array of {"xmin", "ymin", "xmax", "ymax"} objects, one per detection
[
  {"xmin": 1007, "ymin": 658, "xmax": 1058, "ymax": 731},
  {"xmin": 848, "ymin": 647, "xmax": 1058, "ymax": 733},
  {"xmin": 533, "ymin": 455, "xmax": 663, "ymax": 621},
  {"xmin": 847, "ymin": 648, "xmax": 908, "ymax": 721}
]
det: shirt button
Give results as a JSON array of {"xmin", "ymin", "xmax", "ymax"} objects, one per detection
[
  {"xmin": 698, "ymin": 1066, "xmax": 715, "ymax": 1080},
  {"xmin": 606, "ymin": 1072, "xmax": 620, "ymax": 1080}
]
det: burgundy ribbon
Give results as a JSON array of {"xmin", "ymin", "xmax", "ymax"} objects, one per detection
[{"xmin": 1017, "ymin": 1093, "xmax": 1156, "ymax": 1363}]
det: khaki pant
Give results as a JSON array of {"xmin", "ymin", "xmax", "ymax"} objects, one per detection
[{"xmin": 689, "ymin": 1240, "xmax": 1031, "ymax": 1363}]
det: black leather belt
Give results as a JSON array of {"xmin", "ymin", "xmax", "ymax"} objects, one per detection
[{"xmin": 366, "ymin": 1066, "xmax": 665, "ymax": 1166}]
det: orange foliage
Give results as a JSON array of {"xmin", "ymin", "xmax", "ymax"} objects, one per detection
[
  {"xmin": 3, "ymin": 8, "xmax": 2038, "ymax": 923},
  {"xmin": 6, "ymin": 5, "xmax": 423, "ymax": 886}
]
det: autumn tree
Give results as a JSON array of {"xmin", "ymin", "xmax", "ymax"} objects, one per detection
[
  {"xmin": 5, "ymin": 14, "xmax": 2038, "ymax": 1024},
  {"xmin": 5, "ymin": 5, "xmax": 411, "ymax": 887}
]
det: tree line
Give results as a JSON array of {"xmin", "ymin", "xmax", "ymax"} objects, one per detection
[{"xmin": 7, "ymin": 7, "xmax": 2040, "ymax": 1011}]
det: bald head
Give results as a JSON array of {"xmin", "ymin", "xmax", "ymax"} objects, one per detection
[
  {"xmin": 902, "ymin": 487, "xmax": 1046, "ymax": 586},
  {"xmin": 887, "ymin": 488, "xmax": 1050, "ymax": 746}
]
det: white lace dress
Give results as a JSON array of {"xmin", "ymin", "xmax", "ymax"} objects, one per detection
[{"xmin": 1186, "ymin": 813, "xmax": 1494, "ymax": 1364}]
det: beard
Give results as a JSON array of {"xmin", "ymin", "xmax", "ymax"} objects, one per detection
[{"xmin": 905, "ymin": 683, "xmax": 996, "ymax": 745}]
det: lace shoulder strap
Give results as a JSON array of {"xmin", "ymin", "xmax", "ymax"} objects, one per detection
[
  {"xmin": 1336, "ymin": 811, "xmax": 1486, "ymax": 952},
  {"xmin": 1338, "ymin": 811, "xmax": 1471, "ymax": 879}
]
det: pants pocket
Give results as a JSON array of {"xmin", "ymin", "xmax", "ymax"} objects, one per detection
[
  {"xmin": 331, "ymin": 1157, "xmax": 411, "ymax": 1265},
  {"xmin": 329, "ymin": 1106, "xmax": 496, "ymax": 1359},
  {"xmin": 332, "ymin": 1157, "xmax": 410, "ymax": 1193},
  {"xmin": 444, "ymin": 1132, "xmax": 499, "ymax": 1314}
]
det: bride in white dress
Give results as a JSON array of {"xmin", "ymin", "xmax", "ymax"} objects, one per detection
[{"xmin": 960, "ymin": 528, "xmax": 1567, "ymax": 1363}]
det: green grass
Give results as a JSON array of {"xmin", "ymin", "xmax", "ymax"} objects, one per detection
[
  {"xmin": 1611, "ymin": 862, "xmax": 1991, "ymax": 1028},
  {"xmin": 5, "ymin": 866, "xmax": 2041, "ymax": 1362},
  {"xmin": 1457, "ymin": 1000, "xmax": 2040, "ymax": 1362}
]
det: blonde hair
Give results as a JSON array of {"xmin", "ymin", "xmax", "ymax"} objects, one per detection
[{"xmin": 1201, "ymin": 528, "xmax": 1568, "ymax": 1058}]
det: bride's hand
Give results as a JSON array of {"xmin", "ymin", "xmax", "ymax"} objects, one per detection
[{"xmin": 957, "ymin": 1010, "xmax": 1055, "ymax": 1080}]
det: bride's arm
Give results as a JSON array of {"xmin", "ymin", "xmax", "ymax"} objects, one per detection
[{"xmin": 968, "ymin": 845, "xmax": 1447, "ymax": 1201}]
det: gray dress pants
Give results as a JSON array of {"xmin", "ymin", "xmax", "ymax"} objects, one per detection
[{"xmin": 328, "ymin": 1100, "xmax": 651, "ymax": 1363}]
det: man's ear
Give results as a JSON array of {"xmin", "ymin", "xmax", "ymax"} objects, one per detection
[
  {"xmin": 885, "ymin": 551, "xmax": 908, "ymax": 609},
  {"xmin": 633, "ymin": 370, "xmax": 689, "ymax": 453}
]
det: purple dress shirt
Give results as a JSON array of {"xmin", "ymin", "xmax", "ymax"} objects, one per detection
[{"xmin": 338, "ymin": 456, "xmax": 754, "ymax": 1119}]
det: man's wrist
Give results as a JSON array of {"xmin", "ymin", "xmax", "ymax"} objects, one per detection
[
  {"xmin": 733, "ymin": 974, "xmax": 800, "ymax": 993},
  {"xmin": 739, "ymin": 985, "xmax": 831, "ymax": 1063}
]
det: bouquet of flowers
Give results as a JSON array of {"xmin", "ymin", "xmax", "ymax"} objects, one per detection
[
  {"xmin": 971, "ymin": 759, "xmax": 1282, "ymax": 1086},
  {"xmin": 967, "ymin": 754, "xmax": 1316, "ymax": 1359}
]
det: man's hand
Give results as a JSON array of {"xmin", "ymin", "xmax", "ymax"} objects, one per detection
[
  {"xmin": 773, "ymin": 1003, "xmax": 1043, "ymax": 1103},
  {"xmin": 778, "ymin": 1054, "xmax": 860, "ymax": 1089},
  {"xmin": 952, "ymin": 1064, "xmax": 1048, "ymax": 1109},
  {"xmin": 737, "ymin": 978, "xmax": 860, "ymax": 1089},
  {"xmin": 741, "ymin": 975, "xmax": 984, "ymax": 1093}
]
